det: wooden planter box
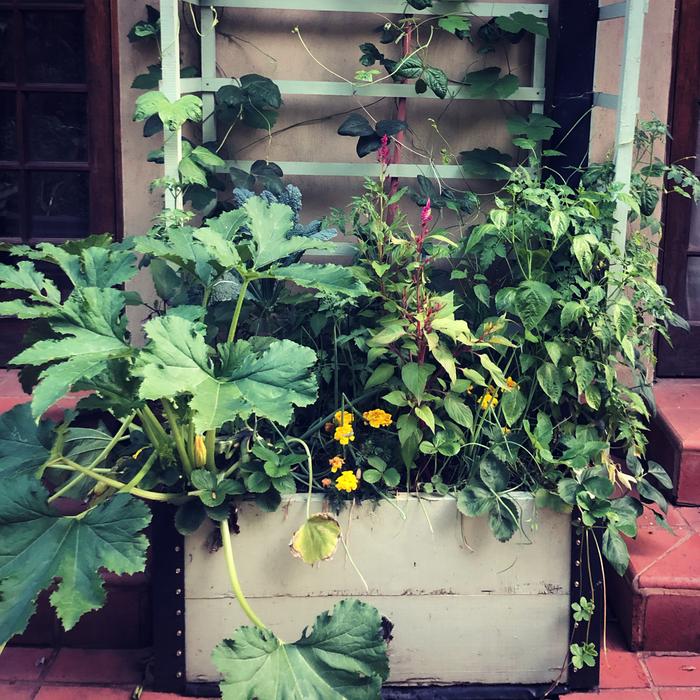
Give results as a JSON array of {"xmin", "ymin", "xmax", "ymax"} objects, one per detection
[{"xmin": 152, "ymin": 495, "xmax": 601, "ymax": 697}]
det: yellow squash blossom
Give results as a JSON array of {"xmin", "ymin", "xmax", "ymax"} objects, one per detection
[
  {"xmin": 334, "ymin": 424, "xmax": 355, "ymax": 445},
  {"xmin": 334, "ymin": 410, "xmax": 353, "ymax": 426},
  {"xmin": 335, "ymin": 470, "xmax": 359, "ymax": 493},
  {"xmin": 480, "ymin": 392, "xmax": 499, "ymax": 411},
  {"xmin": 502, "ymin": 426, "xmax": 511, "ymax": 435},
  {"xmin": 328, "ymin": 455, "xmax": 345, "ymax": 473},
  {"xmin": 193, "ymin": 434, "xmax": 207, "ymax": 468},
  {"xmin": 362, "ymin": 408, "xmax": 393, "ymax": 428}
]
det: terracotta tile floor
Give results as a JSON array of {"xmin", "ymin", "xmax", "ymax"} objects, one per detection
[{"xmin": 0, "ymin": 640, "xmax": 699, "ymax": 699}]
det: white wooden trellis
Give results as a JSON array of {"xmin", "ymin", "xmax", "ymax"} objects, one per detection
[
  {"xmin": 160, "ymin": 0, "xmax": 549, "ymax": 205},
  {"xmin": 160, "ymin": 0, "xmax": 648, "ymax": 254},
  {"xmin": 595, "ymin": 0, "xmax": 650, "ymax": 256}
]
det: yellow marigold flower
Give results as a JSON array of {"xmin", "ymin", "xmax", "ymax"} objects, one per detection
[
  {"xmin": 334, "ymin": 410, "xmax": 353, "ymax": 426},
  {"xmin": 193, "ymin": 434, "xmax": 207, "ymax": 468},
  {"xmin": 362, "ymin": 408, "xmax": 393, "ymax": 428},
  {"xmin": 505, "ymin": 376, "xmax": 518, "ymax": 390},
  {"xmin": 334, "ymin": 424, "xmax": 355, "ymax": 445},
  {"xmin": 329, "ymin": 455, "xmax": 345, "ymax": 473},
  {"xmin": 321, "ymin": 477, "xmax": 332, "ymax": 488},
  {"xmin": 480, "ymin": 392, "xmax": 498, "ymax": 411},
  {"xmin": 335, "ymin": 470, "xmax": 359, "ymax": 493}
]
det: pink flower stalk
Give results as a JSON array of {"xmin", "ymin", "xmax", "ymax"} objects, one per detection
[
  {"xmin": 377, "ymin": 134, "xmax": 391, "ymax": 166},
  {"xmin": 420, "ymin": 198, "xmax": 432, "ymax": 231}
]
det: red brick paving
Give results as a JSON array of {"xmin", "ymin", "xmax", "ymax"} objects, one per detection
[
  {"xmin": 35, "ymin": 689, "xmax": 135, "ymax": 700},
  {"xmin": 649, "ymin": 378, "xmax": 700, "ymax": 506},
  {"xmin": 0, "ymin": 641, "xmax": 696, "ymax": 699},
  {"xmin": 609, "ymin": 504, "xmax": 700, "ymax": 652}
]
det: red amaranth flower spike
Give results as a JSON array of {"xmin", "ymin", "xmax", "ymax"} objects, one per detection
[
  {"xmin": 420, "ymin": 198, "xmax": 432, "ymax": 230},
  {"xmin": 377, "ymin": 133, "xmax": 391, "ymax": 166}
]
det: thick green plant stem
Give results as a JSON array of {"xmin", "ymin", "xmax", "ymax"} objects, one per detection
[
  {"xmin": 121, "ymin": 451, "xmax": 158, "ymax": 493},
  {"xmin": 161, "ymin": 399, "xmax": 194, "ymax": 475},
  {"xmin": 92, "ymin": 412, "xmax": 137, "ymax": 467},
  {"xmin": 205, "ymin": 429, "xmax": 217, "ymax": 472},
  {"xmin": 220, "ymin": 519, "xmax": 267, "ymax": 630},
  {"xmin": 138, "ymin": 407, "xmax": 167, "ymax": 453},
  {"xmin": 46, "ymin": 458, "xmax": 192, "ymax": 503},
  {"xmin": 48, "ymin": 413, "xmax": 136, "ymax": 503},
  {"xmin": 226, "ymin": 278, "xmax": 250, "ymax": 344},
  {"xmin": 142, "ymin": 404, "xmax": 168, "ymax": 442}
]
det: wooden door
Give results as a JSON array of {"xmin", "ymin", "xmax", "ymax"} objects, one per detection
[
  {"xmin": 657, "ymin": 0, "xmax": 700, "ymax": 377},
  {"xmin": 0, "ymin": 0, "xmax": 118, "ymax": 362}
]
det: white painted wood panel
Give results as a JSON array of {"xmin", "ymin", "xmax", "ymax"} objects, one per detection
[{"xmin": 184, "ymin": 494, "xmax": 571, "ymax": 686}]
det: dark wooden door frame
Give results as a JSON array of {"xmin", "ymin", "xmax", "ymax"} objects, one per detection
[
  {"xmin": 87, "ymin": 0, "xmax": 121, "ymax": 238},
  {"xmin": 657, "ymin": 0, "xmax": 700, "ymax": 377}
]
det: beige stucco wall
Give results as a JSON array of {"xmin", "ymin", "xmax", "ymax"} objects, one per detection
[
  {"xmin": 115, "ymin": 1, "xmax": 677, "ymax": 239},
  {"xmin": 590, "ymin": 0, "xmax": 675, "ymax": 162}
]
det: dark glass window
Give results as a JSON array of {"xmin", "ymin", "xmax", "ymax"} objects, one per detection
[{"xmin": 0, "ymin": 0, "xmax": 103, "ymax": 242}]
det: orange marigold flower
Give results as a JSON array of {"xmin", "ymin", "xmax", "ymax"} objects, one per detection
[
  {"xmin": 362, "ymin": 408, "xmax": 393, "ymax": 428},
  {"xmin": 480, "ymin": 392, "xmax": 498, "ymax": 411},
  {"xmin": 334, "ymin": 410, "xmax": 353, "ymax": 426},
  {"xmin": 333, "ymin": 424, "xmax": 355, "ymax": 445},
  {"xmin": 321, "ymin": 477, "xmax": 332, "ymax": 488},
  {"xmin": 328, "ymin": 455, "xmax": 345, "ymax": 473},
  {"xmin": 335, "ymin": 470, "xmax": 359, "ymax": 493}
]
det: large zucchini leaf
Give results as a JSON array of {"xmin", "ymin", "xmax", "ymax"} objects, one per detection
[
  {"xmin": 0, "ymin": 476, "xmax": 151, "ymax": 644},
  {"xmin": 213, "ymin": 599, "xmax": 389, "ymax": 700}
]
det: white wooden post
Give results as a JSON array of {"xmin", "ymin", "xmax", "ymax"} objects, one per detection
[
  {"xmin": 200, "ymin": 7, "xmax": 218, "ymax": 143},
  {"xmin": 160, "ymin": 0, "xmax": 183, "ymax": 210},
  {"xmin": 611, "ymin": 0, "xmax": 649, "ymax": 257}
]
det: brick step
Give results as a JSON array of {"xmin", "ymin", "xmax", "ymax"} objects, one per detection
[
  {"xmin": 648, "ymin": 379, "xmax": 700, "ymax": 506},
  {"xmin": 609, "ymin": 505, "xmax": 700, "ymax": 652}
]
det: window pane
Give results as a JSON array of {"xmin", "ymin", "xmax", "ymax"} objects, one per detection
[
  {"xmin": 30, "ymin": 171, "xmax": 88, "ymax": 238},
  {"xmin": 0, "ymin": 171, "xmax": 20, "ymax": 237},
  {"xmin": 0, "ymin": 11, "xmax": 13, "ymax": 83},
  {"xmin": 25, "ymin": 11, "xmax": 85, "ymax": 84},
  {"xmin": 0, "ymin": 92, "xmax": 16, "ymax": 160},
  {"xmin": 27, "ymin": 92, "xmax": 87, "ymax": 162}
]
